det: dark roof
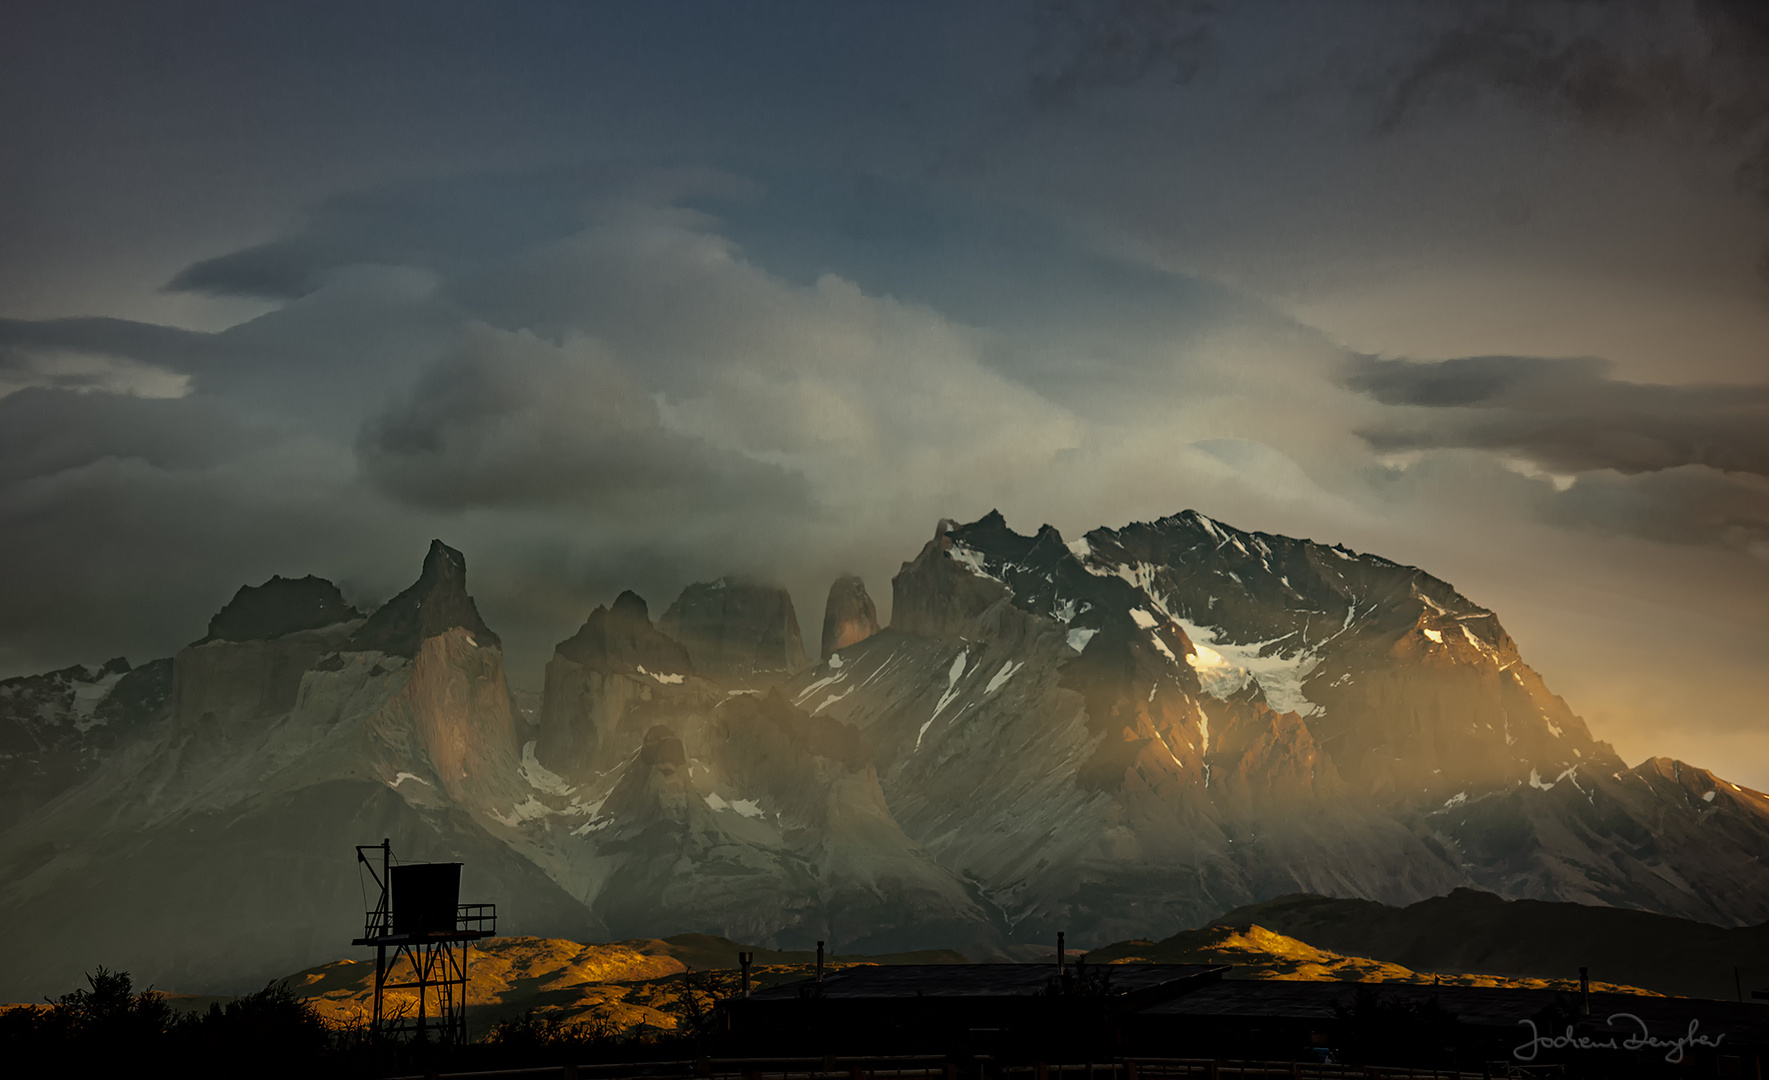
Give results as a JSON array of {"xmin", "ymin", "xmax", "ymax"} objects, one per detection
[
  {"xmin": 1141, "ymin": 980, "xmax": 1769, "ymax": 1039},
  {"xmin": 748, "ymin": 964, "xmax": 1224, "ymax": 1001}
]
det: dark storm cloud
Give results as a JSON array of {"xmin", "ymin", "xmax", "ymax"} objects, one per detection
[
  {"xmin": 1546, "ymin": 466, "xmax": 1769, "ymax": 553},
  {"xmin": 1029, "ymin": 0, "xmax": 1217, "ymax": 107},
  {"xmin": 165, "ymin": 168, "xmax": 633, "ymax": 300},
  {"xmin": 1031, "ymin": 0, "xmax": 1769, "ymax": 185},
  {"xmin": 1348, "ymin": 353, "xmax": 1769, "ymax": 557},
  {"xmin": 0, "ymin": 389, "xmax": 261, "ymax": 485},
  {"xmin": 0, "ymin": 317, "xmax": 221, "ymax": 373},
  {"xmin": 1377, "ymin": 0, "xmax": 1769, "ymax": 143},
  {"xmin": 1345, "ymin": 354, "xmax": 1769, "ymax": 477},
  {"xmin": 1375, "ymin": 0, "xmax": 1769, "ymax": 279},
  {"xmin": 1362, "ymin": 440, "xmax": 1769, "ymax": 556},
  {"xmin": 356, "ymin": 324, "xmax": 811, "ymax": 514}
]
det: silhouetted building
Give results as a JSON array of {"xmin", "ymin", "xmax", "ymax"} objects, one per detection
[{"xmin": 725, "ymin": 965, "xmax": 1769, "ymax": 1077}]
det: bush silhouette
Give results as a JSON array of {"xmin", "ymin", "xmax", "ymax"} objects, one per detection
[
  {"xmin": 0, "ymin": 967, "xmax": 172, "ymax": 1074},
  {"xmin": 171, "ymin": 982, "xmax": 331, "ymax": 1075},
  {"xmin": 0, "ymin": 969, "xmax": 333, "ymax": 1078}
]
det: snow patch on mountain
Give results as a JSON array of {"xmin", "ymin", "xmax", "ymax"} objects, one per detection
[
  {"xmin": 813, "ymin": 687, "xmax": 853, "ymax": 714},
  {"xmin": 1176, "ymin": 618, "xmax": 1320, "ymax": 716},
  {"xmin": 637, "ymin": 666, "xmax": 684, "ymax": 685},
  {"xmin": 947, "ymin": 542, "xmax": 1002, "ymax": 584},
  {"xmin": 491, "ymin": 796, "xmax": 550, "ymax": 826},
  {"xmin": 795, "ymin": 668, "xmax": 848, "ymax": 705},
  {"xmin": 521, "ymin": 741, "xmax": 574, "ymax": 796},
  {"xmin": 918, "ymin": 649, "xmax": 971, "ymax": 750},
  {"xmin": 1529, "ymin": 766, "xmax": 1579, "ymax": 792},
  {"xmin": 985, "ymin": 660, "xmax": 1022, "ymax": 694},
  {"xmin": 1148, "ymin": 635, "xmax": 1179, "ymax": 663},
  {"xmin": 70, "ymin": 670, "xmax": 126, "ymax": 732},
  {"xmin": 704, "ymin": 791, "xmax": 766, "ymax": 819},
  {"xmin": 1458, "ymin": 625, "xmax": 1497, "ymax": 657}
]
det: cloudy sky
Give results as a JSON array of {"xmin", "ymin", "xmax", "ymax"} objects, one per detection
[{"xmin": 4, "ymin": 1, "xmax": 1767, "ymax": 785}]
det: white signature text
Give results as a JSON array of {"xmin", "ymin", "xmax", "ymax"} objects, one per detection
[{"xmin": 1514, "ymin": 1013, "xmax": 1725, "ymax": 1064}]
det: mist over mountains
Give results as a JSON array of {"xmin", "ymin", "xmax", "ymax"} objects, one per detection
[{"xmin": 2, "ymin": 508, "xmax": 1765, "ymax": 1001}]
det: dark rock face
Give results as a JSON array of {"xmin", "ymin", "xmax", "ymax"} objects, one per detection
[
  {"xmin": 659, "ymin": 577, "xmax": 810, "ymax": 682},
  {"xmin": 0, "ymin": 657, "xmax": 173, "ymax": 832},
  {"xmin": 890, "ymin": 518, "xmax": 1014, "ymax": 640},
  {"xmin": 346, "ymin": 540, "xmax": 499, "ymax": 657},
  {"xmin": 0, "ymin": 537, "xmax": 551, "ymax": 1001},
  {"xmin": 200, "ymin": 575, "xmax": 360, "ymax": 644},
  {"xmin": 820, "ymin": 574, "xmax": 880, "ymax": 658},
  {"xmin": 536, "ymin": 593, "xmax": 713, "ymax": 779},
  {"xmin": 1072, "ymin": 510, "xmax": 1599, "ymax": 797},
  {"xmin": 577, "ymin": 689, "xmax": 994, "ymax": 952},
  {"xmin": 556, "ymin": 591, "xmax": 693, "ymax": 675},
  {"xmin": 801, "ymin": 509, "xmax": 1769, "ymax": 937},
  {"xmin": 175, "ymin": 624, "xmax": 357, "ymax": 731}
]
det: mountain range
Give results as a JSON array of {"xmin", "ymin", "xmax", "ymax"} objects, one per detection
[{"xmin": 2, "ymin": 509, "xmax": 1766, "ymax": 1000}]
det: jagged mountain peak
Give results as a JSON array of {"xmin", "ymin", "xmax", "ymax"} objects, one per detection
[
  {"xmin": 0, "ymin": 654, "xmax": 174, "ymax": 832},
  {"xmin": 659, "ymin": 576, "xmax": 810, "ymax": 682},
  {"xmin": 554, "ymin": 590, "xmax": 693, "ymax": 676},
  {"xmin": 345, "ymin": 539, "xmax": 499, "ymax": 657},
  {"xmin": 915, "ymin": 508, "xmax": 1514, "ymax": 656},
  {"xmin": 820, "ymin": 573, "xmax": 880, "ymax": 658},
  {"xmin": 895, "ymin": 509, "xmax": 1612, "ymax": 795},
  {"xmin": 610, "ymin": 589, "xmax": 650, "ymax": 621},
  {"xmin": 945, "ymin": 511, "xmax": 1066, "ymax": 562},
  {"xmin": 199, "ymin": 574, "xmax": 361, "ymax": 645}
]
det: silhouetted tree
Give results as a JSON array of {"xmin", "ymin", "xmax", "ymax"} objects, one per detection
[{"xmin": 667, "ymin": 967, "xmax": 739, "ymax": 1054}]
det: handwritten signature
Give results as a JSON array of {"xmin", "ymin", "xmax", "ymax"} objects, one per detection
[{"xmin": 1514, "ymin": 1013, "xmax": 1725, "ymax": 1064}]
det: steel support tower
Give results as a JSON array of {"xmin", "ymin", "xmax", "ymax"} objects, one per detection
[{"xmin": 353, "ymin": 839, "xmax": 496, "ymax": 1045}]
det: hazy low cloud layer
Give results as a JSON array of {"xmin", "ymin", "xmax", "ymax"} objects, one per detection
[{"xmin": 360, "ymin": 325, "xmax": 812, "ymax": 515}]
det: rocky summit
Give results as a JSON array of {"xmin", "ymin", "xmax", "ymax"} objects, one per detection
[
  {"xmin": 820, "ymin": 574, "xmax": 880, "ymax": 659},
  {"xmin": 2, "ymin": 511, "xmax": 1767, "ymax": 1002},
  {"xmin": 658, "ymin": 577, "xmax": 812, "ymax": 684}
]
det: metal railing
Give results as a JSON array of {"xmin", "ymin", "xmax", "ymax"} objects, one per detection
[
  {"xmin": 359, "ymin": 903, "xmax": 498, "ymax": 941},
  {"xmin": 458, "ymin": 904, "xmax": 497, "ymax": 934}
]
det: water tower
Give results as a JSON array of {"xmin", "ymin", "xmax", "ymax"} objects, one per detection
[{"xmin": 352, "ymin": 838, "xmax": 497, "ymax": 1044}]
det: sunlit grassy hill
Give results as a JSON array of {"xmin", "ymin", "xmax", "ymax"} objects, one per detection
[
  {"xmin": 7, "ymin": 923, "xmax": 1660, "ymax": 1039},
  {"xmin": 1082, "ymin": 923, "xmax": 1656, "ymax": 994},
  {"xmin": 278, "ymin": 934, "xmax": 965, "ymax": 1035}
]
